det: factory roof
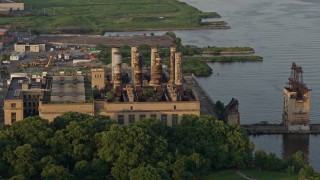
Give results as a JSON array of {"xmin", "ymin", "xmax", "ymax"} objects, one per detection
[
  {"xmin": 50, "ymin": 76, "xmax": 86, "ymax": 103},
  {"xmin": 5, "ymin": 77, "xmax": 24, "ymax": 99},
  {"xmin": 6, "ymin": 77, "xmax": 43, "ymax": 99}
]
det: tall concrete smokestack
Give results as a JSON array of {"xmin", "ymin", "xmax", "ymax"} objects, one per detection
[
  {"xmin": 113, "ymin": 63, "xmax": 122, "ymax": 88},
  {"xmin": 149, "ymin": 47, "xmax": 158, "ymax": 86},
  {"xmin": 154, "ymin": 55, "xmax": 162, "ymax": 86},
  {"xmin": 111, "ymin": 47, "xmax": 120, "ymax": 81},
  {"xmin": 134, "ymin": 52, "xmax": 142, "ymax": 86},
  {"xmin": 169, "ymin": 46, "xmax": 176, "ymax": 84},
  {"xmin": 112, "ymin": 52, "xmax": 122, "ymax": 81},
  {"xmin": 131, "ymin": 47, "xmax": 138, "ymax": 83},
  {"xmin": 175, "ymin": 52, "xmax": 182, "ymax": 86}
]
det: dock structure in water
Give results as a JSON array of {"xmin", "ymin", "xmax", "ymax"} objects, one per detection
[
  {"xmin": 183, "ymin": 74, "xmax": 216, "ymax": 117},
  {"xmin": 242, "ymin": 124, "xmax": 320, "ymax": 135},
  {"xmin": 242, "ymin": 62, "xmax": 317, "ymax": 134},
  {"xmin": 283, "ymin": 62, "xmax": 311, "ymax": 131}
]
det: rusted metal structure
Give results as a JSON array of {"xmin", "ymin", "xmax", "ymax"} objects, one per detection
[
  {"xmin": 224, "ymin": 98, "xmax": 240, "ymax": 125},
  {"xmin": 283, "ymin": 62, "xmax": 310, "ymax": 131},
  {"xmin": 286, "ymin": 62, "xmax": 309, "ymax": 100}
]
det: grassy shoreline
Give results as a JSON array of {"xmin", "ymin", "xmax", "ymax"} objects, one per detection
[
  {"xmin": 202, "ymin": 47, "xmax": 255, "ymax": 55},
  {"xmin": 182, "ymin": 55, "xmax": 263, "ymax": 77},
  {"xmin": 199, "ymin": 55, "xmax": 263, "ymax": 62}
]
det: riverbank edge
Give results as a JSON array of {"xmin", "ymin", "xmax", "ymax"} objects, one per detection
[
  {"xmin": 202, "ymin": 50, "xmax": 255, "ymax": 55},
  {"xmin": 103, "ymin": 25, "xmax": 231, "ymax": 33}
]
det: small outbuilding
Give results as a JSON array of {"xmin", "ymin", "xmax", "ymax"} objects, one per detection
[{"xmin": 10, "ymin": 52, "xmax": 25, "ymax": 61}]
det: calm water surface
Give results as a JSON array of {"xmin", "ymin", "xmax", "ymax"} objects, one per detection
[
  {"xmin": 178, "ymin": 0, "xmax": 320, "ymax": 171},
  {"xmin": 105, "ymin": 0, "xmax": 320, "ymax": 170}
]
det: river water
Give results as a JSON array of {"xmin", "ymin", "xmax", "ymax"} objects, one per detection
[
  {"xmin": 105, "ymin": 0, "xmax": 320, "ymax": 171},
  {"xmin": 178, "ymin": 0, "xmax": 320, "ymax": 171}
]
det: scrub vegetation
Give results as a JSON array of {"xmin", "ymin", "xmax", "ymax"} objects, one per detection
[{"xmin": 0, "ymin": 0, "xmax": 223, "ymax": 34}]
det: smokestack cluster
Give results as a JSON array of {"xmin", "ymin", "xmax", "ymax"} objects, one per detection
[{"xmin": 110, "ymin": 46, "xmax": 182, "ymax": 89}]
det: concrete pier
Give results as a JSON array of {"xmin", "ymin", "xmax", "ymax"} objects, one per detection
[{"xmin": 183, "ymin": 74, "xmax": 216, "ymax": 116}]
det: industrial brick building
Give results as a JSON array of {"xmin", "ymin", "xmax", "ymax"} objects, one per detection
[
  {"xmin": 14, "ymin": 43, "xmax": 46, "ymax": 52},
  {"xmin": 0, "ymin": 2, "xmax": 24, "ymax": 11},
  {"xmin": 4, "ymin": 46, "xmax": 200, "ymax": 126}
]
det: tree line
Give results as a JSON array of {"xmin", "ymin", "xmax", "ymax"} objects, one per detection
[
  {"xmin": 1, "ymin": 112, "xmax": 318, "ymax": 179},
  {"xmin": 253, "ymin": 149, "xmax": 320, "ymax": 179},
  {"xmin": 0, "ymin": 113, "xmax": 253, "ymax": 179}
]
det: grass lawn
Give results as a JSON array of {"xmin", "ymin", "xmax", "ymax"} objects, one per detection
[
  {"xmin": 241, "ymin": 169, "xmax": 298, "ymax": 180},
  {"xmin": 200, "ymin": 169, "xmax": 298, "ymax": 180},
  {"xmin": 200, "ymin": 169, "xmax": 246, "ymax": 180},
  {"xmin": 1, "ymin": 0, "xmax": 222, "ymax": 33}
]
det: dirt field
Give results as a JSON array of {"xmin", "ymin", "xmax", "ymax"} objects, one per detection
[{"xmin": 32, "ymin": 34, "xmax": 175, "ymax": 47}]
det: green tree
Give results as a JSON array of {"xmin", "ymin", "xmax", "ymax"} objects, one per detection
[
  {"xmin": 105, "ymin": 89, "xmax": 116, "ymax": 101},
  {"xmin": 41, "ymin": 164, "xmax": 69, "ymax": 180},
  {"xmin": 74, "ymin": 160, "xmax": 90, "ymax": 176},
  {"xmin": 1, "ymin": 53, "xmax": 10, "ymax": 61},
  {"xmin": 129, "ymin": 165, "xmax": 170, "ymax": 180},
  {"xmin": 172, "ymin": 153, "xmax": 210, "ymax": 180},
  {"xmin": 98, "ymin": 121, "xmax": 169, "ymax": 179},
  {"xmin": 254, "ymin": 150, "xmax": 267, "ymax": 171},
  {"xmin": 0, "ymin": 128, "xmax": 17, "ymax": 176},
  {"xmin": 165, "ymin": 31, "xmax": 176, "ymax": 38},
  {"xmin": 170, "ymin": 115, "xmax": 253, "ymax": 169},
  {"xmin": 10, "ymin": 174, "xmax": 28, "ymax": 180},
  {"xmin": 11, "ymin": 116, "xmax": 53, "ymax": 148},
  {"xmin": 264, "ymin": 153, "xmax": 283, "ymax": 171},
  {"xmin": 49, "ymin": 113, "xmax": 113, "ymax": 172},
  {"xmin": 91, "ymin": 158, "xmax": 111, "ymax": 176},
  {"xmin": 51, "ymin": 112, "xmax": 93, "ymax": 130},
  {"xmin": 1, "ymin": 117, "xmax": 53, "ymax": 178},
  {"xmin": 214, "ymin": 100, "xmax": 226, "ymax": 120},
  {"xmin": 10, "ymin": 144, "xmax": 38, "ymax": 178},
  {"xmin": 172, "ymin": 155, "xmax": 193, "ymax": 180},
  {"xmin": 286, "ymin": 151, "xmax": 308, "ymax": 172},
  {"xmin": 298, "ymin": 165, "xmax": 314, "ymax": 180}
]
